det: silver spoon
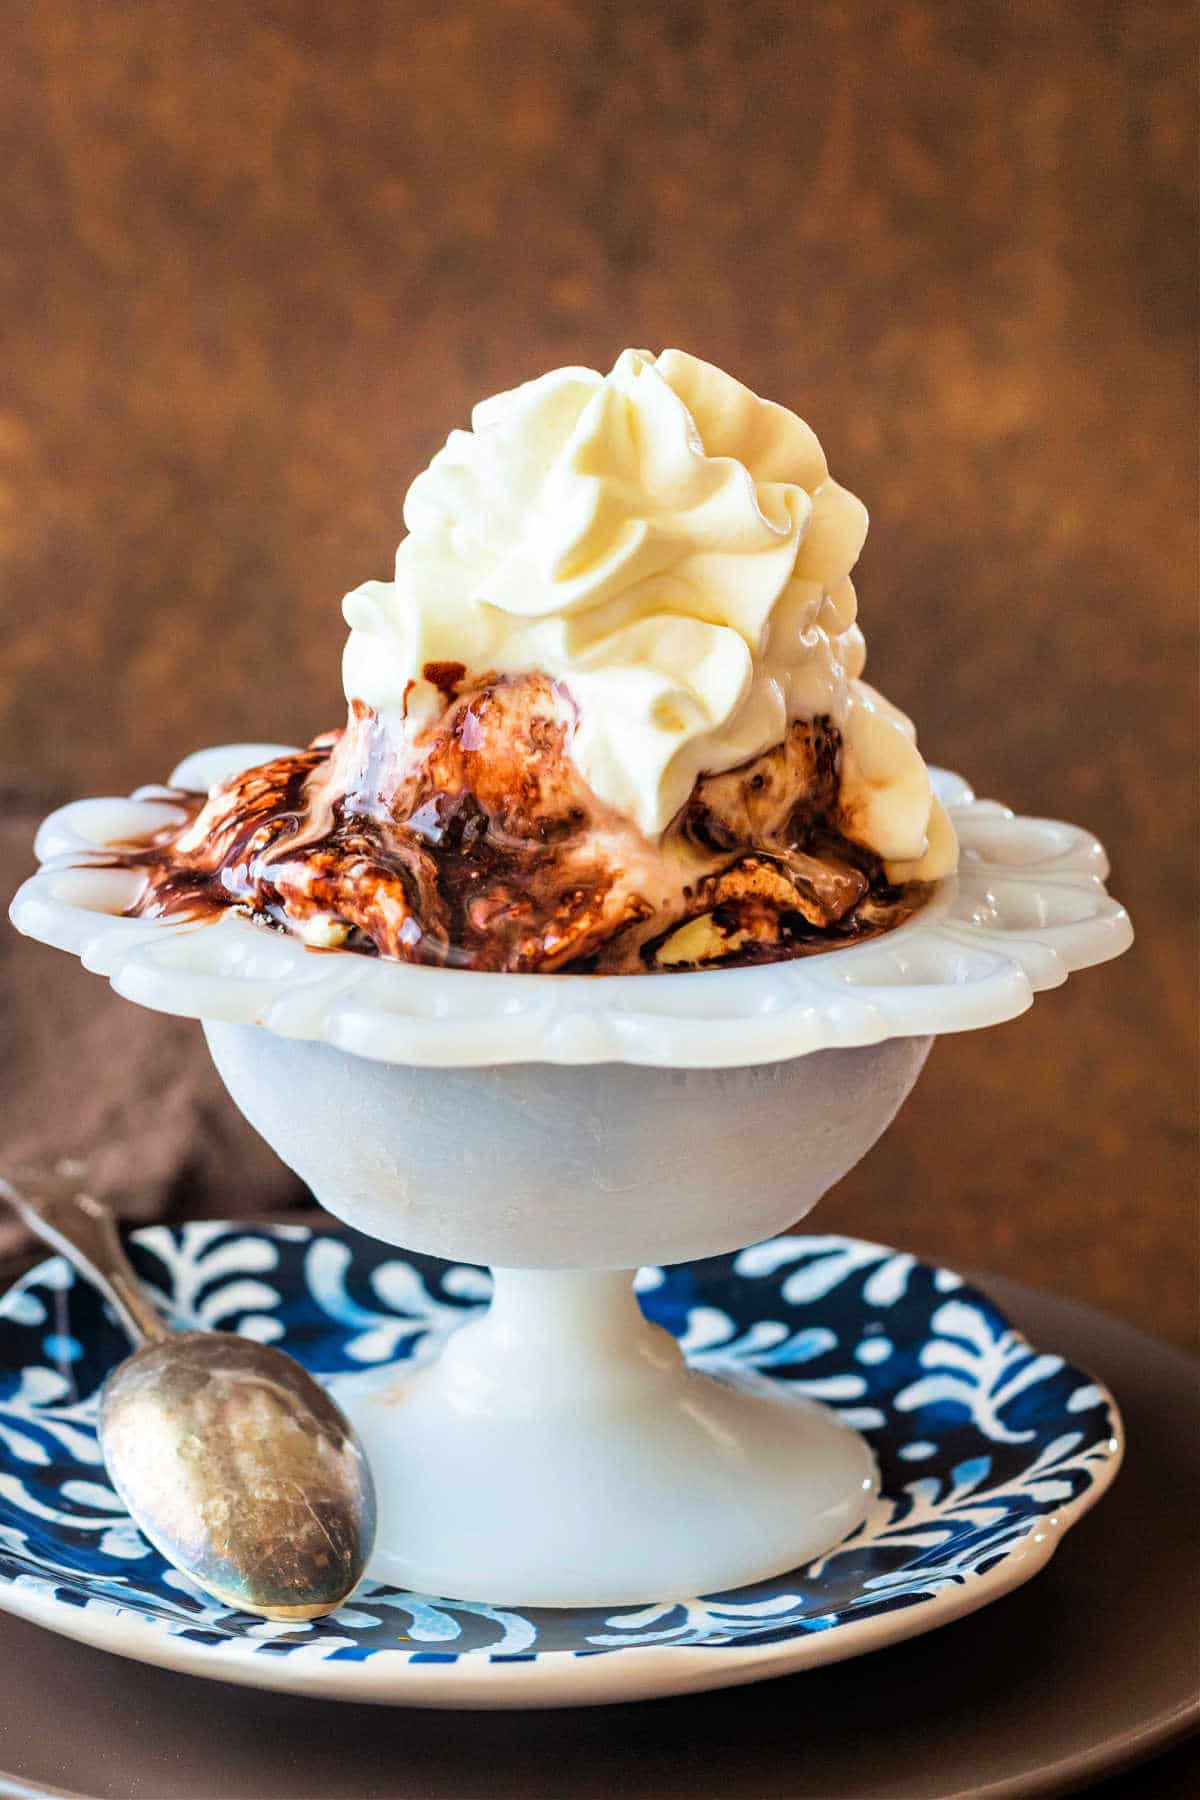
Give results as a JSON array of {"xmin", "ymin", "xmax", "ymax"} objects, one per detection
[{"xmin": 0, "ymin": 1170, "xmax": 376, "ymax": 1621}]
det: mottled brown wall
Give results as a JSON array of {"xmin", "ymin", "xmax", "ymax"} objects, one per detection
[{"xmin": 1, "ymin": 0, "xmax": 1196, "ymax": 1342}]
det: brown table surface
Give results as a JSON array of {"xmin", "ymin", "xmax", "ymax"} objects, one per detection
[{"xmin": 0, "ymin": 1271, "xmax": 1196, "ymax": 1800}]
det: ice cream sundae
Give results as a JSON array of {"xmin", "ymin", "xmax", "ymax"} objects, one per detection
[{"xmin": 119, "ymin": 349, "xmax": 957, "ymax": 973}]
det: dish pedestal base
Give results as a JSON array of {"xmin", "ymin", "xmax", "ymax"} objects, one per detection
[{"xmin": 333, "ymin": 1266, "xmax": 877, "ymax": 1607}]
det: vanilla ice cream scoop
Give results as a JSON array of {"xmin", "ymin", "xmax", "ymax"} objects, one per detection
[{"xmin": 341, "ymin": 348, "xmax": 955, "ymax": 880}]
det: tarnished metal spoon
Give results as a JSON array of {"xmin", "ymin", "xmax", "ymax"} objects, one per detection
[{"xmin": 0, "ymin": 1170, "xmax": 376, "ymax": 1620}]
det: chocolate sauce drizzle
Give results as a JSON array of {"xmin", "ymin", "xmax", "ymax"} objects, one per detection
[{"xmin": 112, "ymin": 691, "xmax": 928, "ymax": 975}]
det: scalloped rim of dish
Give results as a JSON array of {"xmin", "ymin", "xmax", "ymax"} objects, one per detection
[{"xmin": 9, "ymin": 743, "xmax": 1133, "ymax": 1068}]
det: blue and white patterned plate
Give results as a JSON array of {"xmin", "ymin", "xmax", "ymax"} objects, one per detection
[{"xmin": 0, "ymin": 1225, "xmax": 1121, "ymax": 1708}]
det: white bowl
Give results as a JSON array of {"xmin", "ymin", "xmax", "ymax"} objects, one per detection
[{"xmin": 8, "ymin": 744, "xmax": 1133, "ymax": 1606}]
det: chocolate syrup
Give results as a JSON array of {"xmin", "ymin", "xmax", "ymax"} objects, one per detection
[
  {"xmin": 422, "ymin": 660, "xmax": 467, "ymax": 703},
  {"xmin": 113, "ymin": 685, "xmax": 929, "ymax": 975}
]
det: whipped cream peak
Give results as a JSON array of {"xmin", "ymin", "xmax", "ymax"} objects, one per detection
[{"xmin": 342, "ymin": 349, "xmax": 954, "ymax": 878}]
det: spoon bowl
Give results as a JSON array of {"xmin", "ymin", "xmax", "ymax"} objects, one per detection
[
  {"xmin": 0, "ymin": 1171, "xmax": 375, "ymax": 1620},
  {"xmin": 101, "ymin": 1329, "xmax": 374, "ymax": 1619}
]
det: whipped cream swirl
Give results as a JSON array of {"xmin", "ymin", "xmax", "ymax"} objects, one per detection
[{"xmin": 342, "ymin": 349, "xmax": 955, "ymax": 878}]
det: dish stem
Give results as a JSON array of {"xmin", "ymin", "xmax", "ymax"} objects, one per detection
[{"xmin": 334, "ymin": 1262, "xmax": 878, "ymax": 1607}]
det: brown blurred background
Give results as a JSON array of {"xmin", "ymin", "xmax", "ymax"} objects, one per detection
[{"xmin": 1, "ymin": 1, "xmax": 1196, "ymax": 1346}]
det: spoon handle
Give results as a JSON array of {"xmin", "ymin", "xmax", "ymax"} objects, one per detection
[{"xmin": 0, "ymin": 1170, "xmax": 171, "ymax": 1347}]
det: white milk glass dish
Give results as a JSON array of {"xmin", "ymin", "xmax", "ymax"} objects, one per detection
[{"xmin": 10, "ymin": 743, "xmax": 1132, "ymax": 1607}]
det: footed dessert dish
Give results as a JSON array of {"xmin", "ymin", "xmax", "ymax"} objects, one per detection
[{"xmin": 10, "ymin": 349, "xmax": 1132, "ymax": 1611}]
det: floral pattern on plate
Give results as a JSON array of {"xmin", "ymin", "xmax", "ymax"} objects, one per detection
[{"xmin": 0, "ymin": 1226, "xmax": 1120, "ymax": 1684}]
